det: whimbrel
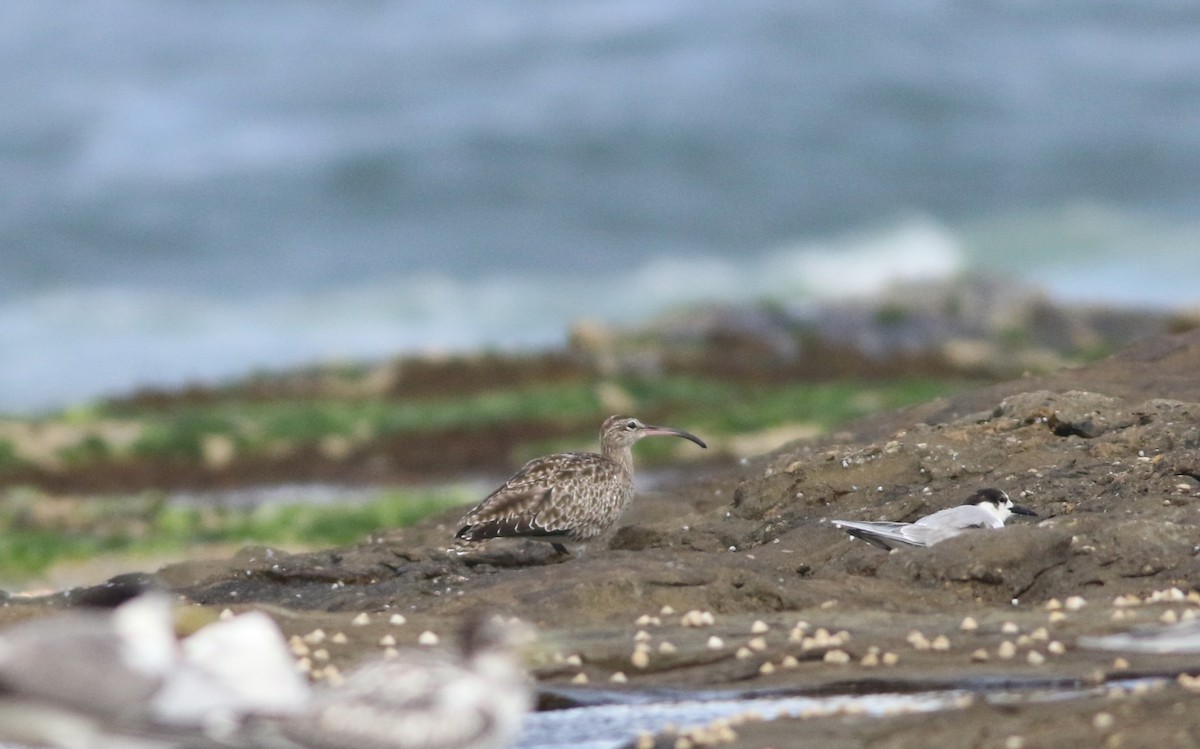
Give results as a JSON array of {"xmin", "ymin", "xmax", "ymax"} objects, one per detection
[
  {"xmin": 455, "ymin": 414, "xmax": 707, "ymax": 555},
  {"xmin": 283, "ymin": 614, "xmax": 531, "ymax": 749},
  {"xmin": 830, "ymin": 488, "xmax": 1038, "ymax": 550}
]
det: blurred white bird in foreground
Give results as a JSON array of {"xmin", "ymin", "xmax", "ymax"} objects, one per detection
[
  {"xmin": 0, "ymin": 596, "xmax": 531, "ymax": 749},
  {"xmin": 282, "ymin": 613, "xmax": 532, "ymax": 749},
  {"xmin": 0, "ymin": 595, "xmax": 309, "ymax": 748}
]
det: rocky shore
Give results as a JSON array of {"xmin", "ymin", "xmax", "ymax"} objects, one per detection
[
  {"xmin": 2, "ymin": 326, "xmax": 1198, "ymax": 748},
  {"xmin": 1, "ymin": 276, "xmax": 1195, "ymax": 497}
]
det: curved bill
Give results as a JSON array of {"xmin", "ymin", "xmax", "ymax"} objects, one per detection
[{"xmin": 641, "ymin": 425, "xmax": 707, "ymax": 449}]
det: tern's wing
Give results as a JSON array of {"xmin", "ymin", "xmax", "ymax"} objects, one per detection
[
  {"xmin": 830, "ymin": 520, "xmax": 935, "ymax": 550},
  {"xmin": 913, "ymin": 504, "xmax": 1002, "ymax": 530}
]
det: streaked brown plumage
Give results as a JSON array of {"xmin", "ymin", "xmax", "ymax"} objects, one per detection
[{"xmin": 455, "ymin": 415, "xmax": 706, "ymax": 555}]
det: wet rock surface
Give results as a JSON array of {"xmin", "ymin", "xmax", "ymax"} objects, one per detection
[{"xmin": 10, "ymin": 328, "xmax": 1200, "ymax": 748}]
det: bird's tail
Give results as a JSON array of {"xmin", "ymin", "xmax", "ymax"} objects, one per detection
[{"xmin": 448, "ymin": 536, "xmax": 480, "ymax": 556}]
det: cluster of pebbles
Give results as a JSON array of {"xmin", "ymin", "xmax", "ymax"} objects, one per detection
[
  {"xmin": 281, "ymin": 609, "xmax": 427, "ymax": 683},
  {"xmin": 538, "ymin": 606, "xmax": 890, "ymax": 686},
  {"xmin": 513, "ymin": 583, "xmax": 1200, "ymax": 691},
  {"xmin": 515, "ymin": 583, "xmax": 1200, "ymax": 748}
]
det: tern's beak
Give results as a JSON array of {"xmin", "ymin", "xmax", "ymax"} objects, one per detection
[
  {"xmin": 641, "ymin": 425, "xmax": 708, "ymax": 449},
  {"xmin": 1010, "ymin": 503, "xmax": 1039, "ymax": 517}
]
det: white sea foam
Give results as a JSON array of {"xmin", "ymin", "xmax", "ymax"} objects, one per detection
[
  {"xmin": 0, "ymin": 210, "xmax": 1194, "ymax": 414},
  {"xmin": 616, "ymin": 218, "xmax": 964, "ymax": 306},
  {"xmin": 757, "ymin": 218, "xmax": 963, "ymax": 299},
  {"xmin": 0, "ymin": 219, "xmax": 965, "ymax": 413},
  {"xmin": 960, "ymin": 203, "xmax": 1200, "ymax": 308}
]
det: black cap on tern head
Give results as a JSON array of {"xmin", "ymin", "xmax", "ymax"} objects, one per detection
[{"xmin": 966, "ymin": 487, "xmax": 1038, "ymax": 517}]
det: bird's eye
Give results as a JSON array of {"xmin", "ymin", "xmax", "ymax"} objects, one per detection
[{"xmin": 626, "ymin": 420, "xmax": 638, "ymax": 430}]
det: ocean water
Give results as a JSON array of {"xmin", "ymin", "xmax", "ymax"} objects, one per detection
[
  {"xmin": 3, "ymin": 1, "xmax": 1200, "ymax": 412},
  {"xmin": 516, "ymin": 691, "xmax": 962, "ymax": 749}
]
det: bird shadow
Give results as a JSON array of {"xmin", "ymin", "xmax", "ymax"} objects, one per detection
[{"xmin": 454, "ymin": 541, "xmax": 572, "ymax": 569}]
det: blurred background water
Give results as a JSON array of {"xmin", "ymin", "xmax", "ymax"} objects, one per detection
[{"xmin": 3, "ymin": 0, "xmax": 1199, "ymax": 413}]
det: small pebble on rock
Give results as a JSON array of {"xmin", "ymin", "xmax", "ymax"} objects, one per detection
[{"xmin": 418, "ymin": 631, "xmax": 440, "ymax": 646}]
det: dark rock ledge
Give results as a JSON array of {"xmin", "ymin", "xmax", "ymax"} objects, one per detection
[{"xmin": 12, "ymin": 329, "xmax": 1200, "ymax": 748}]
